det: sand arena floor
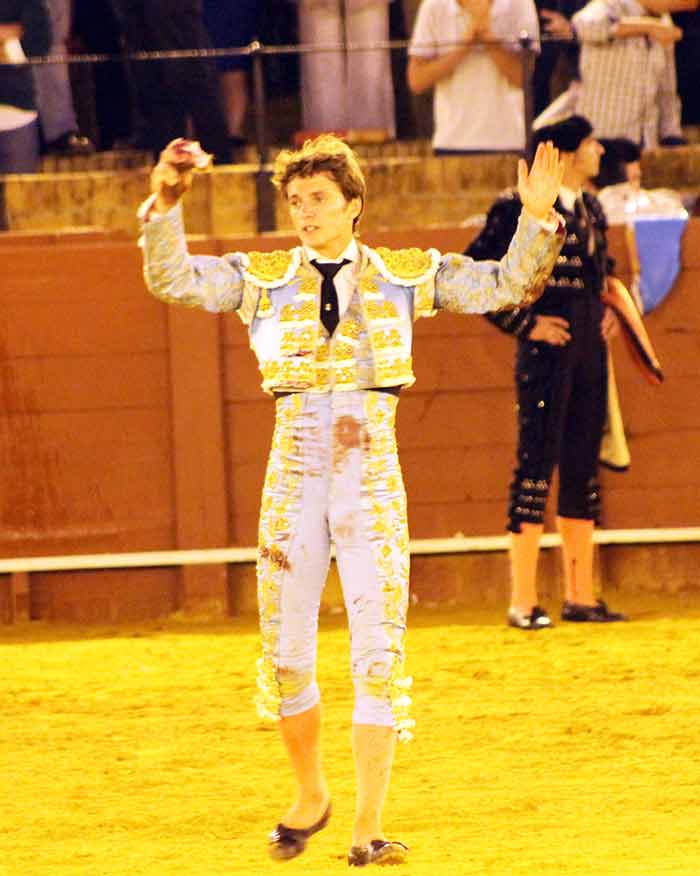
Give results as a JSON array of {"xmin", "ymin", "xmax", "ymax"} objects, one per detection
[{"xmin": 2, "ymin": 593, "xmax": 700, "ymax": 876}]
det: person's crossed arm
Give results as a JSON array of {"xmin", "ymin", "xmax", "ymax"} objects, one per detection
[{"xmin": 408, "ymin": 0, "xmax": 523, "ymax": 93}]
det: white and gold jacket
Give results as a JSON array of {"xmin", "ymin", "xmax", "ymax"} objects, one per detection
[{"xmin": 141, "ymin": 203, "xmax": 563, "ymax": 394}]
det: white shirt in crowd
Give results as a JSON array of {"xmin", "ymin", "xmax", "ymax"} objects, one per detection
[{"xmin": 409, "ymin": 0, "xmax": 540, "ymax": 152}]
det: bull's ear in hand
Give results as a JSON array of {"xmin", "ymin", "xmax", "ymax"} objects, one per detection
[{"xmin": 161, "ymin": 138, "xmax": 213, "ymax": 172}]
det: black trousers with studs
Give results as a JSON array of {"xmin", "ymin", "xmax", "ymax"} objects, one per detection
[{"xmin": 508, "ymin": 295, "xmax": 608, "ymax": 533}]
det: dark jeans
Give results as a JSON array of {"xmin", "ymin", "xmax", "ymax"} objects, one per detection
[
  {"xmin": 114, "ymin": 0, "xmax": 230, "ymax": 161},
  {"xmin": 0, "ymin": 119, "xmax": 40, "ymax": 174}
]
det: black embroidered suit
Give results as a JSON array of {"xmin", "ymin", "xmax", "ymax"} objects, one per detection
[{"xmin": 466, "ymin": 190, "xmax": 612, "ymax": 532}]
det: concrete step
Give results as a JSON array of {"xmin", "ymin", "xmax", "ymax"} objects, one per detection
[
  {"xmin": 39, "ymin": 149, "xmax": 152, "ymax": 174},
  {"xmin": 3, "ymin": 144, "xmax": 699, "ymax": 236},
  {"xmin": 34, "ymin": 139, "xmax": 434, "ymax": 176}
]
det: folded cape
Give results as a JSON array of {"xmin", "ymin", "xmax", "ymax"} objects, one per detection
[
  {"xmin": 601, "ymin": 276, "xmax": 663, "ymax": 385},
  {"xmin": 599, "ymin": 351, "xmax": 630, "ymax": 472}
]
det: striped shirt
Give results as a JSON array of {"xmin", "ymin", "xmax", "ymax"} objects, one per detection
[{"xmin": 572, "ymin": 0, "xmax": 682, "ymax": 148}]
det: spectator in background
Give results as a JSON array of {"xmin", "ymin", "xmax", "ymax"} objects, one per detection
[
  {"xmin": 407, "ymin": 0, "xmax": 540, "ymax": 153},
  {"xmin": 202, "ymin": 0, "xmax": 259, "ymax": 157},
  {"xmin": 592, "ymin": 137, "xmax": 641, "ymax": 190},
  {"xmin": 593, "ymin": 136, "xmax": 688, "ymax": 314},
  {"xmin": 0, "ymin": 0, "xmax": 51, "ymax": 173},
  {"xmin": 571, "ymin": 0, "xmax": 695, "ymax": 149},
  {"xmin": 201, "ymin": 1, "xmax": 258, "ymax": 159},
  {"xmin": 72, "ymin": 0, "xmax": 132, "ymax": 151},
  {"xmin": 33, "ymin": 0, "xmax": 94, "ymax": 155},
  {"xmin": 294, "ymin": 0, "xmax": 396, "ymax": 137},
  {"xmin": 114, "ymin": 0, "xmax": 230, "ymax": 163},
  {"xmin": 595, "ymin": 136, "xmax": 688, "ymax": 217},
  {"xmin": 534, "ymin": 0, "xmax": 586, "ymax": 116},
  {"xmin": 671, "ymin": 3, "xmax": 700, "ymax": 125}
]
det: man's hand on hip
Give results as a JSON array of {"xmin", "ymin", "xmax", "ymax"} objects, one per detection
[{"xmin": 529, "ymin": 315, "xmax": 571, "ymax": 346}]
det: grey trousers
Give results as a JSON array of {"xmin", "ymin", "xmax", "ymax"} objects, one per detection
[
  {"xmin": 298, "ymin": 0, "xmax": 396, "ymax": 136},
  {"xmin": 0, "ymin": 118, "xmax": 41, "ymax": 173},
  {"xmin": 33, "ymin": 0, "xmax": 78, "ymax": 142}
]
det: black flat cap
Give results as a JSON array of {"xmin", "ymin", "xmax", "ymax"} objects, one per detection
[
  {"xmin": 593, "ymin": 138, "xmax": 642, "ymax": 187},
  {"xmin": 532, "ymin": 114, "xmax": 593, "ymax": 153},
  {"xmin": 599, "ymin": 138, "xmax": 641, "ymax": 164}
]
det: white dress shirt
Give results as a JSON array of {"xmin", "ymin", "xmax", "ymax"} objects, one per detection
[{"xmin": 558, "ymin": 185, "xmax": 581, "ymax": 213}]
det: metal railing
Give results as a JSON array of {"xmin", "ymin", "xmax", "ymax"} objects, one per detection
[
  {"xmin": 5, "ymin": 36, "xmax": 540, "ymax": 231},
  {"xmin": 4, "ymin": 33, "xmax": 699, "ymax": 232}
]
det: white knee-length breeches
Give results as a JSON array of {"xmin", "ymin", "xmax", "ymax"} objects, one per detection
[{"xmin": 255, "ymin": 390, "xmax": 413, "ymax": 740}]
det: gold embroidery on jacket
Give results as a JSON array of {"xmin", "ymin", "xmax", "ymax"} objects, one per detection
[
  {"xmin": 261, "ymin": 359, "xmax": 316, "ymax": 388},
  {"xmin": 365, "ymin": 300, "xmax": 399, "ymax": 321},
  {"xmin": 334, "ymin": 364, "xmax": 359, "ymax": 386},
  {"xmin": 280, "ymin": 300, "xmax": 316, "ymax": 322},
  {"xmin": 315, "ymin": 338, "xmax": 330, "ymax": 362},
  {"xmin": 256, "ymin": 288, "xmax": 274, "ymax": 318},
  {"xmin": 280, "ymin": 327, "xmax": 315, "ymax": 356},
  {"xmin": 257, "ymin": 253, "xmax": 419, "ymax": 392},
  {"xmin": 246, "ymin": 250, "xmax": 294, "ymax": 284},
  {"xmin": 341, "ymin": 319, "xmax": 362, "ymax": 341},
  {"xmin": 374, "ymin": 247, "xmax": 434, "ymax": 280},
  {"xmin": 359, "ymin": 274, "xmax": 381, "ymax": 297},
  {"xmin": 414, "ymin": 278, "xmax": 437, "ymax": 320},
  {"xmin": 333, "ymin": 341, "xmax": 356, "ymax": 361},
  {"xmin": 374, "ymin": 356, "xmax": 413, "ymax": 384},
  {"xmin": 371, "ymin": 328, "xmax": 402, "ymax": 351}
]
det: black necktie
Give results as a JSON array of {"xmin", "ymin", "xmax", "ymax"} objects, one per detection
[{"xmin": 311, "ymin": 259, "xmax": 350, "ymax": 336}]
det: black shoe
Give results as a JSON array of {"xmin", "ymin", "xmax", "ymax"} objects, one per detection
[
  {"xmin": 561, "ymin": 599, "xmax": 626, "ymax": 623},
  {"xmin": 507, "ymin": 605, "xmax": 553, "ymax": 630},
  {"xmin": 268, "ymin": 802, "xmax": 331, "ymax": 861},
  {"xmin": 46, "ymin": 131, "xmax": 95, "ymax": 156},
  {"xmin": 348, "ymin": 839, "xmax": 409, "ymax": 867}
]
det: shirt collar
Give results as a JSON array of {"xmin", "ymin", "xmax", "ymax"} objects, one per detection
[
  {"xmin": 559, "ymin": 184, "xmax": 582, "ymax": 213},
  {"xmin": 304, "ymin": 238, "xmax": 360, "ymax": 266}
]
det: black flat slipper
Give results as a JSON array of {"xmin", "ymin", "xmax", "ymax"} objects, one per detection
[
  {"xmin": 347, "ymin": 839, "xmax": 409, "ymax": 867},
  {"xmin": 268, "ymin": 801, "xmax": 332, "ymax": 861}
]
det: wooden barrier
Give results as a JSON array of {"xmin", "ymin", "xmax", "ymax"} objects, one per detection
[
  {"xmin": 0, "ymin": 221, "xmax": 698, "ymax": 622},
  {"xmin": 2, "ymin": 528, "xmax": 700, "ymax": 622}
]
